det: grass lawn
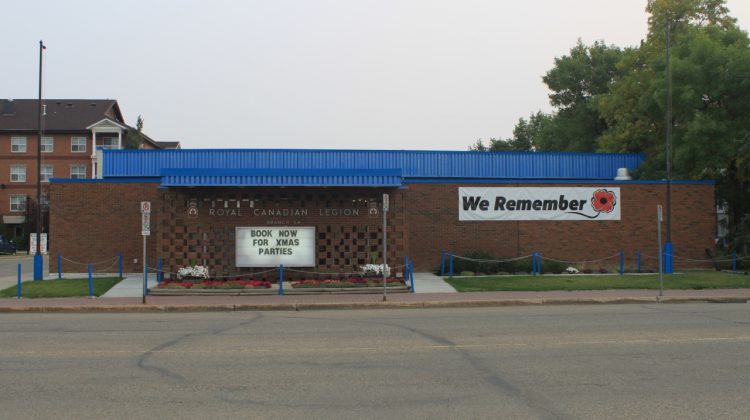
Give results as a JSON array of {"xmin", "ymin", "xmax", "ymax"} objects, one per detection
[
  {"xmin": 444, "ymin": 271, "xmax": 750, "ymax": 292},
  {"xmin": 0, "ymin": 278, "xmax": 122, "ymax": 298}
]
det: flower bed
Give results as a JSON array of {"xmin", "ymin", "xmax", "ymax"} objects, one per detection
[
  {"xmin": 157, "ymin": 279, "xmax": 272, "ymax": 289},
  {"xmin": 291, "ymin": 278, "xmax": 405, "ymax": 289}
]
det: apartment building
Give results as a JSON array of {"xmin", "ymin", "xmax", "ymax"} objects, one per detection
[{"xmin": 0, "ymin": 99, "xmax": 178, "ymax": 238}]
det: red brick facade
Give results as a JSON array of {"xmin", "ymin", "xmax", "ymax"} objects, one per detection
[
  {"xmin": 403, "ymin": 183, "xmax": 715, "ymax": 271},
  {"xmin": 50, "ymin": 181, "xmax": 715, "ymax": 277}
]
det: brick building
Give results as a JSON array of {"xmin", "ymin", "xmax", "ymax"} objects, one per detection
[
  {"xmin": 0, "ymin": 99, "xmax": 179, "ymax": 240},
  {"xmin": 50, "ymin": 149, "xmax": 715, "ymax": 277}
]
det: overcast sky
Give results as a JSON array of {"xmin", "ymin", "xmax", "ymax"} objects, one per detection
[{"xmin": 3, "ymin": 0, "xmax": 749, "ymax": 150}]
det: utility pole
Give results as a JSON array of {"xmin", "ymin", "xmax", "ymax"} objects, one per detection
[
  {"xmin": 664, "ymin": 17, "xmax": 674, "ymax": 274},
  {"xmin": 34, "ymin": 41, "xmax": 46, "ymax": 281}
]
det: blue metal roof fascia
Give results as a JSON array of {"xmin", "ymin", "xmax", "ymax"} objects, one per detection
[
  {"xmin": 403, "ymin": 178, "xmax": 716, "ymax": 185},
  {"xmin": 50, "ymin": 177, "xmax": 161, "ymax": 183},
  {"xmin": 103, "ymin": 149, "xmax": 644, "ymax": 180},
  {"xmin": 159, "ymin": 168, "xmax": 403, "ymax": 187}
]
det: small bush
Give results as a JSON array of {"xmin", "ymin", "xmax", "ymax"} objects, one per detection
[
  {"xmin": 541, "ymin": 260, "xmax": 566, "ymax": 274},
  {"xmin": 459, "ymin": 271, "xmax": 475, "ymax": 277}
]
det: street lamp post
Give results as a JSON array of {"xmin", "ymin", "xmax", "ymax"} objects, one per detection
[
  {"xmin": 664, "ymin": 18, "xmax": 674, "ymax": 274},
  {"xmin": 34, "ymin": 40, "xmax": 46, "ymax": 281}
]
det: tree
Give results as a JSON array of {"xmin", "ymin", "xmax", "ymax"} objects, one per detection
[
  {"xmin": 533, "ymin": 40, "xmax": 626, "ymax": 152},
  {"xmin": 597, "ymin": 0, "xmax": 750, "ymax": 243},
  {"xmin": 468, "ymin": 112, "xmax": 549, "ymax": 152},
  {"xmin": 125, "ymin": 115, "xmax": 145, "ymax": 149}
]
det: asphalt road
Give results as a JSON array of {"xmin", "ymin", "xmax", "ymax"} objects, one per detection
[{"xmin": 1, "ymin": 304, "xmax": 749, "ymax": 419}]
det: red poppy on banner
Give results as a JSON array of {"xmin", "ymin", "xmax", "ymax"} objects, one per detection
[{"xmin": 591, "ymin": 189, "xmax": 617, "ymax": 213}]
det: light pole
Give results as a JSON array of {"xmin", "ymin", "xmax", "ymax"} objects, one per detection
[
  {"xmin": 34, "ymin": 40, "xmax": 46, "ymax": 281},
  {"xmin": 664, "ymin": 17, "xmax": 673, "ymax": 274}
]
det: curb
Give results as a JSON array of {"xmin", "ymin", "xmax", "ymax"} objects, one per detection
[{"xmin": 0, "ymin": 296, "xmax": 745, "ymax": 313}]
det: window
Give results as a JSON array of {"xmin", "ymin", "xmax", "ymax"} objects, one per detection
[
  {"xmin": 101, "ymin": 136, "xmax": 118, "ymax": 149},
  {"xmin": 71, "ymin": 136, "xmax": 87, "ymax": 152},
  {"xmin": 11, "ymin": 136, "xmax": 26, "ymax": 153},
  {"xmin": 70, "ymin": 165, "xmax": 86, "ymax": 179},
  {"xmin": 41, "ymin": 165, "xmax": 53, "ymax": 182},
  {"xmin": 41, "ymin": 136, "xmax": 54, "ymax": 152},
  {"xmin": 10, "ymin": 195, "xmax": 26, "ymax": 212},
  {"xmin": 10, "ymin": 165, "xmax": 26, "ymax": 182}
]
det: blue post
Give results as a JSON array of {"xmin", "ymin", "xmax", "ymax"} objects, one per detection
[
  {"xmin": 88, "ymin": 264, "xmax": 93, "ymax": 297},
  {"xmin": 158, "ymin": 258, "xmax": 162, "ymax": 284},
  {"xmin": 144, "ymin": 263, "xmax": 148, "ymax": 297},
  {"xmin": 17, "ymin": 263, "xmax": 21, "ymax": 299},
  {"xmin": 57, "ymin": 253, "xmax": 62, "ymax": 279},
  {"xmin": 664, "ymin": 242, "xmax": 674, "ymax": 274},
  {"xmin": 440, "ymin": 251, "xmax": 446, "ymax": 277},
  {"xmin": 733, "ymin": 251, "xmax": 737, "ymax": 272},
  {"xmin": 538, "ymin": 252, "xmax": 542, "ymax": 275},
  {"xmin": 409, "ymin": 261, "xmax": 415, "ymax": 293},
  {"xmin": 619, "ymin": 250, "xmax": 624, "ymax": 275},
  {"xmin": 449, "ymin": 253, "xmax": 454, "ymax": 278},
  {"xmin": 118, "ymin": 253, "xmax": 123, "ymax": 279},
  {"xmin": 637, "ymin": 250, "xmax": 641, "ymax": 273},
  {"xmin": 279, "ymin": 264, "xmax": 284, "ymax": 295},
  {"xmin": 34, "ymin": 253, "xmax": 43, "ymax": 281}
]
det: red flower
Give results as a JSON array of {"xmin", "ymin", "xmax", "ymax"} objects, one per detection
[{"xmin": 591, "ymin": 189, "xmax": 617, "ymax": 213}]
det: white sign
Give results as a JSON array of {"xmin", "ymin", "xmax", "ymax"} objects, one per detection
[
  {"xmin": 141, "ymin": 212, "xmax": 151, "ymax": 236},
  {"xmin": 236, "ymin": 226, "xmax": 316, "ymax": 267},
  {"xmin": 29, "ymin": 233, "xmax": 48, "ymax": 255},
  {"xmin": 459, "ymin": 187, "xmax": 621, "ymax": 221},
  {"xmin": 141, "ymin": 201, "xmax": 151, "ymax": 213},
  {"xmin": 383, "ymin": 194, "xmax": 389, "ymax": 212}
]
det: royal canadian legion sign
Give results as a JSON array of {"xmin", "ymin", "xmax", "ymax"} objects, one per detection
[
  {"xmin": 459, "ymin": 187, "xmax": 620, "ymax": 221},
  {"xmin": 235, "ymin": 227, "xmax": 316, "ymax": 267}
]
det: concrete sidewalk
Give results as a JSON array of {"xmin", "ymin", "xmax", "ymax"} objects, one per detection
[
  {"xmin": 101, "ymin": 274, "xmax": 160, "ymax": 297},
  {"xmin": 1, "ymin": 287, "xmax": 748, "ymax": 313},
  {"xmin": 411, "ymin": 272, "xmax": 457, "ymax": 293}
]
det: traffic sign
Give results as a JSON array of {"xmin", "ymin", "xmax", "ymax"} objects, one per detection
[
  {"xmin": 141, "ymin": 201, "xmax": 151, "ymax": 213},
  {"xmin": 142, "ymin": 212, "xmax": 151, "ymax": 236},
  {"xmin": 383, "ymin": 194, "xmax": 389, "ymax": 212}
]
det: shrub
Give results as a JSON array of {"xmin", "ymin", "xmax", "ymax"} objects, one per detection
[
  {"xmin": 541, "ymin": 260, "xmax": 566, "ymax": 274},
  {"xmin": 459, "ymin": 271, "xmax": 475, "ymax": 277},
  {"xmin": 448, "ymin": 250, "xmax": 531, "ymax": 275}
]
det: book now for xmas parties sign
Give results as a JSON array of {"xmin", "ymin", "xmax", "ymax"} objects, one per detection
[{"xmin": 459, "ymin": 187, "xmax": 620, "ymax": 221}]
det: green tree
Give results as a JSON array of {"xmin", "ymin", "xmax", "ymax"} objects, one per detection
[
  {"xmin": 125, "ymin": 115, "xmax": 145, "ymax": 149},
  {"xmin": 598, "ymin": 0, "xmax": 750, "ymax": 242},
  {"xmin": 534, "ymin": 40, "xmax": 625, "ymax": 152}
]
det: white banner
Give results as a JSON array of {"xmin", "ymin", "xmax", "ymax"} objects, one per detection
[
  {"xmin": 236, "ymin": 226, "xmax": 316, "ymax": 267},
  {"xmin": 459, "ymin": 187, "xmax": 620, "ymax": 221}
]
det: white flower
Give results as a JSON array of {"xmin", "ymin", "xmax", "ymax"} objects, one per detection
[
  {"xmin": 359, "ymin": 264, "xmax": 390, "ymax": 277},
  {"xmin": 564, "ymin": 266, "xmax": 579, "ymax": 274},
  {"xmin": 177, "ymin": 265, "xmax": 209, "ymax": 279}
]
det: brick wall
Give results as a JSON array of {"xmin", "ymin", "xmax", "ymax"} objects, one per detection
[
  {"xmin": 50, "ymin": 181, "xmax": 715, "ymax": 277},
  {"xmin": 50, "ymin": 184, "xmax": 406, "ymax": 280},
  {"xmin": 49, "ymin": 182, "xmax": 161, "ymax": 274},
  {"xmin": 402, "ymin": 182, "xmax": 716, "ymax": 271}
]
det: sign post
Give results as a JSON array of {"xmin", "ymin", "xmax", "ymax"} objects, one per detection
[
  {"xmin": 141, "ymin": 201, "xmax": 151, "ymax": 304},
  {"xmin": 657, "ymin": 205, "xmax": 664, "ymax": 297},
  {"xmin": 382, "ymin": 194, "xmax": 389, "ymax": 302}
]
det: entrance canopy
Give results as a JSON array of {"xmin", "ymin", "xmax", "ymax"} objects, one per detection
[{"xmin": 159, "ymin": 168, "xmax": 403, "ymax": 187}]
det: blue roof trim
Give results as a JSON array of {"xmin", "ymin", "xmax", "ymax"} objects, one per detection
[
  {"xmin": 103, "ymin": 149, "xmax": 644, "ymax": 180},
  {"xmin": 50, "ymin": 177, "xmax": 161, "ymax": 183},
  {"xmin": 403, "ymin": 178, "xmax": 715, "ymax": 185},
  {"xmin": 159, "ymin": 168, "xmax": 403, "ymax": 187}
]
